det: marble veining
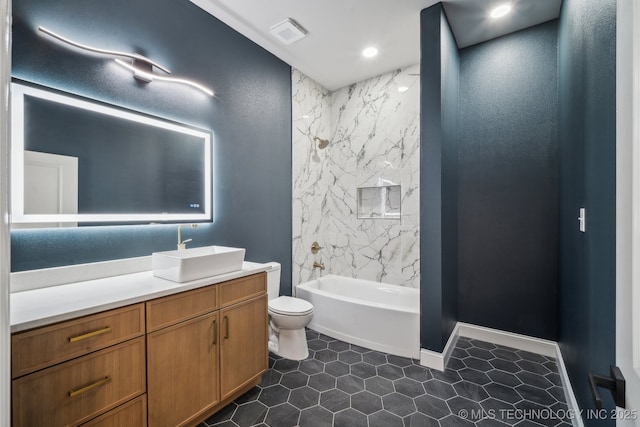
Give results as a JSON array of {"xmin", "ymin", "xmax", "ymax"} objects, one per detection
[{"xmin": 292, "ymin": 66, "xmax": 420, "ymax": 289}]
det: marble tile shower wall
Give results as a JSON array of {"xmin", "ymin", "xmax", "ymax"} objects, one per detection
[{"xmin": 292, "ymin": 66, "xmax": 420, "ymax": 289}]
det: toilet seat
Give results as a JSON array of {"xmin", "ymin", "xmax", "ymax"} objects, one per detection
[{"xmin": 268, "ymin": 296, "xmax": 313, "ymax": 316}]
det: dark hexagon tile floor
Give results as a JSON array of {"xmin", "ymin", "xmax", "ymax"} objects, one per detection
[{"xmin": 199, "ymin": 330, "xmax": 572, "ymax": 427}]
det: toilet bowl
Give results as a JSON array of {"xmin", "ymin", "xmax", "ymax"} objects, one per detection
[{"xmin": 266, "ymin": 262, "xmax": 314, "ymax": 360}]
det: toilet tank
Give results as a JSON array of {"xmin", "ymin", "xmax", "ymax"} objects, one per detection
[{"xmin": 265, "ymin": 262, "xmax": 281, "ymax": 300}]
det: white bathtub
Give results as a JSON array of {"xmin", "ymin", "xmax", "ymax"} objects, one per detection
[{"xmin": 296, "ymin": 275, "xmax": 420, "ymax": 359}]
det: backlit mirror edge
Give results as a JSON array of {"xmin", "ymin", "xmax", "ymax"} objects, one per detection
[{"xmin": 10, "ymin": 81, "xmax": 214, "ymax": 225}]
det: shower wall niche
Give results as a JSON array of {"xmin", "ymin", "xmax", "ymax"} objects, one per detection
[
  {"xmin": 292, "ymin": 66, "xmax": 420, "ymax": 288},
  {"xmin": 357, "ymin": 185, "xmax": 401, "ymax": 219}
]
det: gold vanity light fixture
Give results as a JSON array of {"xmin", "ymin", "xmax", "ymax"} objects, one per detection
[{"xmin": 38, "ymin": 26, "xmax": 214, "ymax": 96}]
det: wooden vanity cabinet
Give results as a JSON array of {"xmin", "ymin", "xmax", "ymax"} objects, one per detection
[
  {"xmin": 146, "ymin": 286, "xmax": 220, "ymax": 427},
  {"xmin": 147, "ymin": 312, "xmax": 220, "ymax": 427},
  {"xmin": 220, "ymin": 294, "xmax": 268, "ymax": 400},
  {"xmin": 217, "ymin": 273, "xmax": 269, "ymax": 399},
  {"xmin": 11, "ymin": 272, "xmax": 268, "ymax": 427},
  {"xmin": 11, "ymin": 304, "xmax": 145, "ymax": 379},
  {"xmin": 81, "ymin": 396, "xmax": 147, "ymax": 427},
  {"xmin": 11, "ymin": 304, "xmax": 146, "ymax": 427},
  {"xmin": 146, "ymin": 272, "xmax": 268, "ymax": 427}
]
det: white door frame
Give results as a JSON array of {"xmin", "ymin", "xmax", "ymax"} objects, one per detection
[
  {"xmin": 617, "ymin": 0, "xmax": 640, "ymax": 423},
  {"xmin": 0, "ymin": 0, "xmax": 11, "ymax": 426}
]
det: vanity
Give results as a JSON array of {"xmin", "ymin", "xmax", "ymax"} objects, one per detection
[
  {"xmin": 9, "ymin": 260, "xmax": 269, "ymax": 427},
  {"xmin": 8, "ymin": 81, "xmax": 268, "ymax": 426}
]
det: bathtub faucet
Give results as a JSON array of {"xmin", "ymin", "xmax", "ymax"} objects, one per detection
[
  {"xmin": 313, "ymin": 261, "xmax": 325, "ymax": 270},
  {"xmin": 311, "ymin": 241, "xmax": 323, "ymax": 254}
]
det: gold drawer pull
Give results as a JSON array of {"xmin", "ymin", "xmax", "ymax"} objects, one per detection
[
  {"xmin": 224, "ymin": 316, "xmax": 229, "ymax": 339},
  {"xmin": 68, "ymin": 376, "xmax": 112, "ymax": 398},
  {"xmin": 69, "ymin": 326, "xmax": 112, "ymax": 343},
  {"xmin": 213, "ymin": 319, "xmax": 218, "ymax": 345}
]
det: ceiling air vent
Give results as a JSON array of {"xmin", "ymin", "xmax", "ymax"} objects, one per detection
[{"xmin": 269, "ymin": 18, "xmax": 307, "ymax": 45}]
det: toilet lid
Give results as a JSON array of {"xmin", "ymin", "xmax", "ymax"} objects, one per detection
[{"xmin": 269, "ymin": 296, "xmax": 313, "ymax": 316}]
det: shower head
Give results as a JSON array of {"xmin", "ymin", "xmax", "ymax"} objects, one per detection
[{"xmin": 313, "ymin": 136, "xmax": 330, "ymax": 150}]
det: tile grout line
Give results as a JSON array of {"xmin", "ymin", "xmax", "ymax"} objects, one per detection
[
  {"xmin": 203, "ymin": 327, "xmax": 575, "ymax": 427},
  {"xmin": 454, "ymin": 321, "xmax": 584, "ymax": 427}
]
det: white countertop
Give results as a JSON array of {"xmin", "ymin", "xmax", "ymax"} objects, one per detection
[{"xmin": 10, "ymin": 261, "xmax": 270, "ymax": 333}]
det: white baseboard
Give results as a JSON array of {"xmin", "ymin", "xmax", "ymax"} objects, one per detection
[
  {"xmin": 457, "ymin": 322, "xmax": 557, "ymax": 357},
  {"xmin": 553, "ymin": 344, "xmax": 585, "ymax": 427},
  {"xmin": 419, "ymin": 323, "xmax": 460, "ymax": 371},
  {"xmin": 419, "ymin": 322, "xmax": 584, "ymax": 427}
]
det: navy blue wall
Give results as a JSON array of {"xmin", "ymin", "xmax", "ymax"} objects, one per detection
[
  {"xmin": 558, "ymin": 0, "xmax": 617, "ymax": 421},
  {"xmin": 11, "ymin": 0, "xmax": 293, "ymax": 295},
  {"xmin": 457, "ymin": 21, "xmax": 559, "ymax": 340},
  {"xmin": 420, "ymin": 3, "xmax": 459, "ymax": 352}
]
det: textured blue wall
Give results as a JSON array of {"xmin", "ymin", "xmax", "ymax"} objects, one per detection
[
  {"xmin": 440, "ymin": 10, "xmax": 459, "ymax": 352},
  {"xmin": 457, "ymin": 21, "xmax": 559, "ymax": 340},
  {"xmin": 558, "ymin": 0, "xmax": 617, "ymax": 421},
  {"xmin": 11, "ymin": 0, "xmax": 293, "ymax": 295},
  {"xmin": 420, "ymin": 3, "xmax": 459, "ymax": 352}
]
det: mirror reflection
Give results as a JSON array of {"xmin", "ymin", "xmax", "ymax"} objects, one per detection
[{"xmin": 10, "ymin": 82, "xmax": 213, "ymax": 228}]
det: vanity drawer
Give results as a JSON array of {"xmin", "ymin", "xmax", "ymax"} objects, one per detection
[
  {"xmin": 82, "ymin": 395, "xmax": 147, "ymax": 427},
  {"xmin": 219, "ymin": 273, "xmax": 266, "ymax": 308},
  {"xmin": 11, "ymin": 303, "xmax": 145, "ymax": 378},
  {"xmin": 12, "ymin": 337, "xmax": 146, "ymax": 427},
  {"xmin": 146, "ymin": 285, "xmax": 218, "ymax": 332}
]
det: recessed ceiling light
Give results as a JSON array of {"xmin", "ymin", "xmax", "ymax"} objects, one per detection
[
  {"xmin": 398, "ymin": 86, "xmax": 409, "ymax": 93},
  {"xmin": 490, "ymin": 4, "xmax": 512, "ymax": 18},
  {"xmin": 362, "ymin": 47, "xmax": 378, "ymax": 58}
]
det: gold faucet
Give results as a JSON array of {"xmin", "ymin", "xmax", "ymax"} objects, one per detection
[
  {"xmin": 313, "ymin": 261, "xmax": 325, "ymax": 270},
  {"xmin": 311, "ymin": 241, "xmax": 323, "ymax": 254},
  {"xmin": 177, "ymin": 224, "xmax": 198, "ymax": 250}
]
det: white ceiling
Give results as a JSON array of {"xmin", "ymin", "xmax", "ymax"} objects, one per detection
[
  {"xmin": 190, "ymin": 0, "xmax": 562, "ymax": 92},
  {"xmin": 443, "ymin": 0, "xmax": 562, "ymax": 49}
]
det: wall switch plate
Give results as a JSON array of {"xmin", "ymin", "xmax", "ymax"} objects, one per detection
[{"xmin": 579, "ymin": 207, "xmax": 586, "ymax": 232}]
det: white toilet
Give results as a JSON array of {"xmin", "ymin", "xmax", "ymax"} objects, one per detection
[{"xmin": 266, "ymin": 262, "xmax": 314, "ymax": 360}]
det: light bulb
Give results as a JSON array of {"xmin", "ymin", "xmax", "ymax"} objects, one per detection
[
  {"xmin": 490, "ymin": 4, "xmax": 512, "ymax": 18},
  {"xmin": 362, "ymin": 47, "xmax": 378, "ymax": 58}
]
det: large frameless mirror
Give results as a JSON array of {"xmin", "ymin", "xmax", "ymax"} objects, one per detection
[{"xmin": 10, "ymin": 82, "xmax": 213, "ymax": 228}]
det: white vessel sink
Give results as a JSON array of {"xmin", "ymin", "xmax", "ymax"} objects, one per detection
[{"xmin": 152, "ymin": 246, "xmax": 246, "ymax": 283}]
